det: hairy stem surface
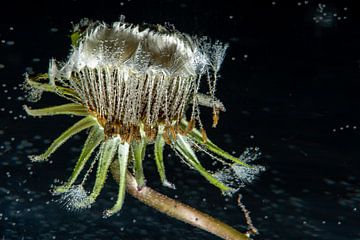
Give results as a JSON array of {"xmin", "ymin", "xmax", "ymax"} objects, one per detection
[{"xmin": 110, "ymin": 160, "xmax": 250, "ymax": 240}]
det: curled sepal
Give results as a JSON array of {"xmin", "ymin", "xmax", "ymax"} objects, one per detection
[
  {"xmin": 175, "ymin": 134, "xmax": 230, "ymax": 192},
  {"xmin": 154, "ymin": 133, "xmax": 175, "ymax": 189},
  {"xmin": 25, "ymin": 73, "xmax": 80, "ymax": 102},
  {"xmin": 104, "ymin": 142, "xmax": 130, "ymax": 217},
  {"xmin": 53, "ymin": 126, "xmax": 104, "ymax": 194},
  {"xmin": 24, "ymin": 103, "xmax": 88, "ymax": 117},
  {"xmin": 29, "ymin": 116, "xmax": 97, "ymax": 162},
  {"xmin": 180, "ymin": 119, "xmax": 251, "ymax": 168},
  {"xmin": 84, "ymin": 138, "xmax": 119, "ymax": 206},
  {"xmin": 132, "ymin": 139, "xmax": 146, "ymax": 190}
]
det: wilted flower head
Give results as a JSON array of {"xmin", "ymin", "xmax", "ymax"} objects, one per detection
[{"xmin": 24, "ymin": 18, "xmax": 263, "ymax": 217}]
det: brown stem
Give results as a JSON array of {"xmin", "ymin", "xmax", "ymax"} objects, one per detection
[{"xmin": 110, "ymin": 161, "xmax": 250, "ymax": 240}]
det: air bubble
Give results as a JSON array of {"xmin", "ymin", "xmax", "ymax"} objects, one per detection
[{"xmin": 6, "ymin": 41, "xmax": 15, "ymax": 46}]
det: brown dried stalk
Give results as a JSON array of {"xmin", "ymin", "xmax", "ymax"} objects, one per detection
[{"xmin": 110, "ymin": 160, "xmax": 250, "ymax": 240}]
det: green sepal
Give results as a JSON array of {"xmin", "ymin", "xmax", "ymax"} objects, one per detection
[
  {"xmin": 175, "ymin": 135, "xmax": 230, "ymax": 192},
  {"xmin": 104, "ymin": 142, "xmax": 129, "ymax": 217},
  {"xmin": 154, "ymin": 134, "xmax": 175, "ymax": 188},
  {"xmin": 132, "ymin": 139, "xmax": 147, "ymax": 189},
  {"xmin": 24, "ymin": 103, "xmax": 88, "ymax": 117},
  {"xmin": 85, "ymin": 138, "xmax": 119, "ymax": 206},
  {"xmin": 26, "ymin": 73, "xmax": 80, "ymax": 102},
  {"xmin": 71, "ymin": 31, "xmax": 81, "ymax": 47},
  {"xmin": 53, "ymin": 126, "xmax": 104, "ymax": 194},
  {"xmin": 29, "ymin": 116, "xmax": 97, "ymax": 162},
  {"xmin": 180, "ymin": 119, "xmax": 251, "ymax": 168}
]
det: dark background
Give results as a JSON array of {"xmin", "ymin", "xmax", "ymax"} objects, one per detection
[{"xmin": 0, "ymin": 0, "xmax": 360, "ymax": 239}]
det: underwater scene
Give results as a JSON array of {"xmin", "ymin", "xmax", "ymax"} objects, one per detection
[{"xmin": 0, "ymin": 0, "xmax": 359, "ymax": 239}]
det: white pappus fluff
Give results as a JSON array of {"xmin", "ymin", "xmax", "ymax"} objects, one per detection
[
  {"xmin": 49, "ymin": 19, "xmax": 228, "ymax": 130},
  {"xmin": 213, "ymin": 147, "xmax": 265, "ymax": 195},
  {"xmin": 56, "ymin": 185, "xmax": 90, "ymax": 211}
]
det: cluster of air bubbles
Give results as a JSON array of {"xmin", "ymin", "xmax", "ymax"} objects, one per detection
[
  {"xmin": 0, "ymin": 27, "xmax": 15, "ymax": 47},
  {"xmin": 213, "ymin": 147, "xmax": 265, "ymax": 196},
  {"xmin": 0, "ymin": 80, "xmax": 28, "ymax": 122},
  {"xmin": 313, "ymin": 3, "xmax": 348, "ymax": 26},
  {"xmin": 296, "ymin": 1, "xmax": 309, "ymax": 6},
  {"xmin": 22, "ymin": 73, "xmax": 43, "ymax": 102},
  {"xmin": 50, "ymin": 27, "xmax": 58, "ymax": 33},
  {"xmin": 55, "ymin": 185, "xmax": 90, "ymax": 212},
  {"xmin": 239, "ymin": 147, "xmax": 262, "ymax": 163},
  {"xmin": 332, "ymin": 124, "xmax": 357, "ymax": 133},
  {"xmin": 232, "ymin": 164, "xmax": 266, "ymax": 184},
  {"xmin": 231, "ymin": 53, "xmax": 248, "ymax": 61},
  {"xmin": 1, "ymin": 40, "xmax": 15, "ymax": 46},
  {"xmin": 271, "ymin": 1, "xmax": 309, "ymax": 6}
]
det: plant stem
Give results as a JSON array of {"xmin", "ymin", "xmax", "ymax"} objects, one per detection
[{"xmin": 110, "ymin": 161, "xmax": 250, "ymax": 240}]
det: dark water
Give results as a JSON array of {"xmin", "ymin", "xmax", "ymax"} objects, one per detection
[{"xmin": 1, "ymin": 0, "xmax": 360, "ymax": 239}]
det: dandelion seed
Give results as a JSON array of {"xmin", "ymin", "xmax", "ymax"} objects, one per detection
[
  {"xmin": 213, "ymin": 148, "xmax": 265, "ymax": 195},
  {"xmin": 231, "ymin": 164, "xmax": 266, "ymax": 184},
  {"xmin": 56, "ymin": 185, "xmax": 90, "ymax": 211}
]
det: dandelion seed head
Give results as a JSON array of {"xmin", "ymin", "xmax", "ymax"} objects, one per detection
[
  {"xmin": 23, "ymin": 18, "xmax": 260, "ymax": 218},
  {"xmin": 49, "ymin": 19, "xmax": 228, "ymax": 142}
]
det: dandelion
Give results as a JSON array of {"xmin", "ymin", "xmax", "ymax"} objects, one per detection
[{"xmin": 24, "ymin": 18, "xmax": 262, "ymax": 217}]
